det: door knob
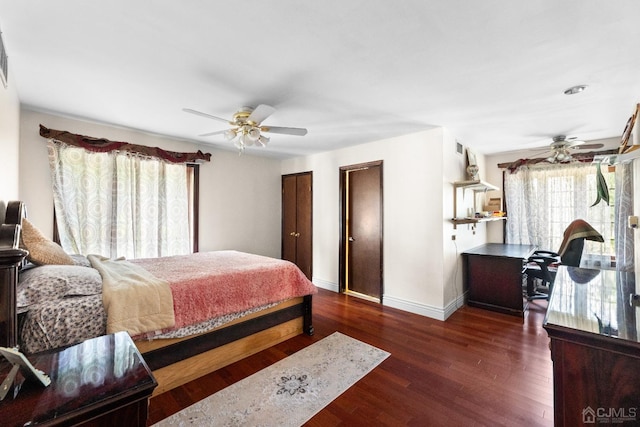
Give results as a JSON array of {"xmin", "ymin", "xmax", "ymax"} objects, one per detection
[
  {"xmin": 290, "ymin": 232, "xmax": 296, "ymax": 236},
  {"xmin": 348, "ymin": 236, "xmax": 355, "ymax": 242}
]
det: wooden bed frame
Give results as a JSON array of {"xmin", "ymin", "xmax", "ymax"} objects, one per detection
[{"xmin": 0, "ymin": 201, "xmax": 314, "ymax": 396}]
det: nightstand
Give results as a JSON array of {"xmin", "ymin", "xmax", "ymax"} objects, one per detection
[{"xmin": 0, "ymin": 331, "xmax": 157, "ymax": 426}]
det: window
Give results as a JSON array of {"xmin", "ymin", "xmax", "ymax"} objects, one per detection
[
  {"xmin": 49, "ymin": 141, "xmax": 199, "ymax": 259},
  {"xmin": 504, "ymin": 162, "xmax": 614, "ymax": 262}
]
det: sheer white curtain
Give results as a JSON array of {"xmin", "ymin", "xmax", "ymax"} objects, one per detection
[
  {"xmin": 614, "ymin": 161, "xmax": 634, "ymax": 270},
  {"xmin": 48, "ymin": 141, "xmax": 191, "ymax": 259},
  {"xmin": 504, "ymin": 162, "xmax": 614, "ymax": 258}
]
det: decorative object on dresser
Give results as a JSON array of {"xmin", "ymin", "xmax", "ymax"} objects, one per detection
[
  {"xmin": 0, "ymin": 200, "xmax": 316, "ymax": 397},
  {"xmin": 0, "ymin": 345, "xmax": 51, "ymax": 399}
]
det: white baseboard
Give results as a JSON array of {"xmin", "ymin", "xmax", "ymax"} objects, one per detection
[
  {"xmin": 311, "ymin": 277, "xmax": 339, "ymax": 293},
  {"xmin": 383, "ymin": 295, "xmax": 441, "ymax": 321},
  {"xmin": 311, "ymin": 278, "xmax": 466, "ymax": 321}
]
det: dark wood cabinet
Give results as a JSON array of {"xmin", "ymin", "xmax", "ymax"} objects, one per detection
[
  {"xmin": 0, "ymin": 331, "xmax": 157, "ymax": 426},
  {"xmin": 282, "ymin": 172, "xmax": 312, "ymax": 279},
  {"xmin": 544, "ymin": 267, "xmax": 639, "ymax": 426},
  {"xmin": 462, "ymin": 243, "xmax": 536, "ymax": 317}
]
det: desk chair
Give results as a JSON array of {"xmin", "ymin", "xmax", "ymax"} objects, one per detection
[{"xmin": 524, "ymin": 219, "xmax": 604, "ymax": 301}]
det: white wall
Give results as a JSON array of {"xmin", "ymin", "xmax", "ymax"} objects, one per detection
[
  {"xmin": 442, "ymin": 131, "xmax": 491, "ymax": 314},
  {"xmin": 18, "ymin": 109, "xmax": 283, "ymax": 258},
  {"xmin": 0, "ymin": 69, "xmax": 20, "ymax": 213},
  {"xmin": 282, "ymin": 128, "xmax": 488, "ymax": 320}
]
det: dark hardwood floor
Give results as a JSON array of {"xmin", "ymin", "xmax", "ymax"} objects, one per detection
[{"xmin": 148, "ymin": 288, "xmax": 554, "ymax": 426}]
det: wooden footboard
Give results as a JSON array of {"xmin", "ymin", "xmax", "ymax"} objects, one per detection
[{"xmin": 137, "ymin": 295, "xmax": 313, "ymax": 396}]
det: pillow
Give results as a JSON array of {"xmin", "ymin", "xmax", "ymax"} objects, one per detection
[
  {"xmin": 17, "ymin": 265, "xmax": 102, "ymax": 311},
  {"xmin": 69, "ymin": 254, "xmax": 92, "ymax": 267},
  {"xmin": 20, "ymin": 218, "xmax": 75, "ymax": 266}
]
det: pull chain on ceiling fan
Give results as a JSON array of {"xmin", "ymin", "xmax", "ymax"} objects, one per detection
[{"xmin": 183, "ymin": 104, "xmax": 307, "ymax": 153}]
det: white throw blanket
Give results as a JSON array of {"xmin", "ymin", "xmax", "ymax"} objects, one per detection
[{"xmin": 88, "ymin": 255, "xmax": 175, "ymax": 335}]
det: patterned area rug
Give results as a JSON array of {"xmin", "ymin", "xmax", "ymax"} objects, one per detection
[{"xmin": 153, "ymin": 332, "xmax": 390, "ymax": 426}]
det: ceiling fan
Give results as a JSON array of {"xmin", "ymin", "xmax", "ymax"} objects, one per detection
[
  {"xmin": 543, "ymin": 135, "xmax": 604, "ymax": 163},
  {"xmin": 183, "ymin": 104, "xmax": 307, "ymax": 152}
]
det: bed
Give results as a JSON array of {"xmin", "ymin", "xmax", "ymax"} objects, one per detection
[{"xmin": 0, "ymin": 201, "xmax": 316, "ymax": 395}]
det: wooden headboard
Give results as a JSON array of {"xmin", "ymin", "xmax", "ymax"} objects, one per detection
[{"xmin": 0, "ymin": 201, "xmax": 28, "ymax": 347}]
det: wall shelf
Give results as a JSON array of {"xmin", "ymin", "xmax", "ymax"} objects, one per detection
[
  {"xmin": 452, "ymin": 180, "xmax": 505, "ymax": 229},
  {"xmin": 453, "ymin": 180, "xmax": 499, "ymax": 193},
  {"xmin": 451, "ymin": 216, "xmax": 506, "ymax": 226}
]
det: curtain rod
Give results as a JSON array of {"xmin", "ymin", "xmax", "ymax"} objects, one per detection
[
  {"xmin": 39, "ymin": 124, "xmax": 211, "ymax": 164},
  {"xmin": 497, "ymin": 149, "xmax": 618, "ymax": 172}
]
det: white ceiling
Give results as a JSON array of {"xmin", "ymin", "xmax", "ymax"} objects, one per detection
[{"xmin": 1, "ymin": 1, "xmax": 639, "ymax": 159}]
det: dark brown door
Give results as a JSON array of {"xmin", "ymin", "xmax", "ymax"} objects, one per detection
[
  {"xmin": 342, "ymin": 162, "xmax": 382, "ymax": 301},
  {"xmin": 282, "ymin": 172, "xmax": 312, "ymax": 279}
]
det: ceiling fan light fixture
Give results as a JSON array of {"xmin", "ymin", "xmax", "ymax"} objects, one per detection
[
  {"xmin": 257, "ymin": 135, "xmax": 270, "ymax": 147},
  {"xmin": 241, "ymin": 132, "xmax": 254, "ymax": 147},
  {"xmin": 224, "ymin": 128, "xmax": 237, "ymax": 140},
  {"xmin": 247, "ymin": 127, "xmax": 260, "ymax": 141},
  {"xmin": 564, "ymin": 85, "xmax": 588, "ymax": 95}
]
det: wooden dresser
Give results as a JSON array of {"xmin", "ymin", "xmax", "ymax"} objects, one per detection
[
  {"xmin": 543, "ymin": 266, "xmax": 639, "ymax": 426},
  {"xmin": 0, "ymin": 331, "xmax": 157, "ymax": 426}
]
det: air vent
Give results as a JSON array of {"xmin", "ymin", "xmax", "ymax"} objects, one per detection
[{"xmin": 0, "ymin": 29, "xmax": 7, "ymax": 88}]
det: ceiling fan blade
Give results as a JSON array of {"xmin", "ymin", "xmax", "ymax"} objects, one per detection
[
  {"xmin": 198, "ymin": 129, "xmax": 228, "ymax": 137},
  {"xmin": 574, "ymin": 143, "xmax": 605, "ymax": 150},
  {"xmin": 261, "ymin": 125, "xmax": 308, "ymax": 136},
  {"xmin": 247, "ymin": 104, "xmax": 276, "ymax": 125},
  {"xmin": 183, "ymin": 108, "xmax": 230, "ymax": 124}
]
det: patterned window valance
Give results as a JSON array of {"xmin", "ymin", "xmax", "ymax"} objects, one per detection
[
  {"xmin": 39, "ymin": 124, "xmax": 211, "ymax": 163},
  {"xmin": 498, "ymin": 149, "xmax": 618, "ymax": 173}
]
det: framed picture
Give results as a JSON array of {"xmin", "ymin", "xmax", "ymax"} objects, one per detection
[{"xmin": 619, "ymin": 103, "xmax": 639, "ymax": 154}]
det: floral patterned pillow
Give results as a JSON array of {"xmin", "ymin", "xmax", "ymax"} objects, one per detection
[{"xmin": 18, "ymin": 265, "xmax": 102, "ymax": 311}]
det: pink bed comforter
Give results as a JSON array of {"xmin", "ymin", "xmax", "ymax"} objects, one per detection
[{"xmin": 130, "ymin": 250, "xmax": 316, "ymax": 330}]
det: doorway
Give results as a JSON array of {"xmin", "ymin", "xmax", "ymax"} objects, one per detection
[{"xmin": 339, "ymin": 161, "xmax": 383, "ymax": 302}]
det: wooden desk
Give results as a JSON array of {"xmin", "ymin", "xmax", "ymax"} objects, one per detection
[
  {"xmin": 0, "ymin": 331, "xmax": 157, "ymax": 426},
  {"xmin": 462, "ymin": 243, "xmax": 536, "ymax": 317},
  {"xmin": 544, "ymin": 267, "xmax": 639, "ymax": 426}
]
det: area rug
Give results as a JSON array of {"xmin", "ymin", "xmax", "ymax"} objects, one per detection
[{"xmin": 153, "ymin": 332, "xmax": 390, "ymax": 426}]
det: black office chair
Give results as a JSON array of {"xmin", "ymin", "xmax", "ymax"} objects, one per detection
[{"xmin": 524, "ymin": 219, "xmax": 604, "ymax": 301}]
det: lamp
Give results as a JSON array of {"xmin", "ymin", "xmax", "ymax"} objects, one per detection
[
  {"xmin": 224, "ymin": 124, "xmax": 270, "ymax": 153},
  {"xmin": 547, "ymin": 147, "xmax": 572, "ymax": 163}
]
